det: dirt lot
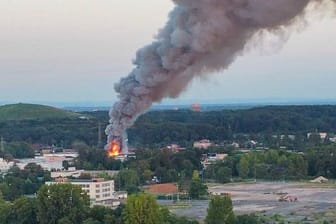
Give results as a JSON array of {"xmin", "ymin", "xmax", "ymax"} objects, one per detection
[{"xmin": 161, "ymin": 181, "xmax": 336, "ymax": 223}]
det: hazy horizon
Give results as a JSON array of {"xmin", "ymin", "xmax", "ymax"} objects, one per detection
[
  {"xmin": 1, "ymin": 97, "xmax": 336, "ymax": 109},
  {"xmin": 1, "ymin": 0, "xmax": 335, "ymax": 105}
]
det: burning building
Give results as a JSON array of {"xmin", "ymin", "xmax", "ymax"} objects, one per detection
[{"xmin": 106, "ymin": 139, "xmax": 121, "ymax": 158}]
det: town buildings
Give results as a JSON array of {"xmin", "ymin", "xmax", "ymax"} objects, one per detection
[{"xmin": 193, "ymin": 139, "xmax": 213, "ymax": 149}]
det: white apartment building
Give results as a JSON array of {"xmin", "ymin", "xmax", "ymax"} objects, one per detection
[
  {"xmin": 46, "ymin": 178, "xmax": 123, "ymax": 207},
  {"xmin": 17, "ymin": 157, "xmax": 63, "ymax": 171},
  {"xmin": 0, "ymin": 158, "xmax": 14, "ymax": 173}
]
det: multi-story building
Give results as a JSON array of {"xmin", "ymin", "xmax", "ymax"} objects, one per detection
[
  {"xmin": 0, "ymin": 158, "xmax": 14, "ymax": 173},
  {"xmin": 46, "ymin": 178, "xmax": 125, "ymax": 207}
]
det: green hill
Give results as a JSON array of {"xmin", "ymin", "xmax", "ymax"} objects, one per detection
[{"xmin": 0, "ymin": 103, "xmax": 83, "ymax": 121}]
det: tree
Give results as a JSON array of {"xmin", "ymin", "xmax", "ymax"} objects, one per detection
[
  {"xmin": 237, "ymin": 155, "xmax": 249, "ymax": 179},
  {"xmin": 124, "ymin": 194, "xmax": 162, "ymax": 224},
  {"xmin": 205, "ymin": 195, "xmax": 235, "ymax": 224},
  {"xmin": 116, "ymin": 168, "xmax": 139, "ymax": 193},
  {"xmin": 189, "ymin": 170, "xmax": 208, "ymax": 199},
  {"xmin": 235, "ymin": 214, "xmax": 260, "ymax": 224},
  {"xmin": 85, "ymin": 205, "xmax": 120, "ymax": 224},
  {"xmin": 216, "ymin": 167, "xmax": 232, "ymax": 183},
  {"xmin": 9, "ymin": 197, "xmax": 37, "ymax": 224},
  {"xmin": 161, "ymin": 206, "xmax": 199, "ymax": 224},
  {"xmin": 0, "ymin": 194, "xmax": 10, "ymax": 223},
  {"xmin": 37, "ymin": 184, "xmax": 90, "ymax": 224}
]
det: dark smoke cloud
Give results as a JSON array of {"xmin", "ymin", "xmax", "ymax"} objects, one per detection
[{"xmin": 106, "ymin": 0, "xmax": 335, "ymax": 153}]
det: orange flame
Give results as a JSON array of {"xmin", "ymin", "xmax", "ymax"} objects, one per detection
[{"xmin": 107, "ymin": 140, "xmax": 121, "ymax": 157}]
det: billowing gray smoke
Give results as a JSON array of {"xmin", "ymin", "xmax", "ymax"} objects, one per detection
[{"xmin": 106, "ymin": 0, "xmax": 335, "ymax": 153}]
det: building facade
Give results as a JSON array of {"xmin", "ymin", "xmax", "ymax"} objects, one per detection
[
  {"xmin": 46, "ymin": 178, "xmax": 123, "ymax": 207},
  {"xmin": 0, "ymin": 158, "xmax": 14, "ymax": 173}
]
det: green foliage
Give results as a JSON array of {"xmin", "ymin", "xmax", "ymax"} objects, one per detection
[
  {"xmin": 123, "ymin": 148, "xmax": 201, "ymax": 186},
  {"xmin": 0, "ymin": 196, "xmax": 37, "ymax": 224},
  {"xmin": 205, "ymin": 195, "xmax": 235, "ymax": 224},
  {"xmin": 84, "ymin": 204, "xmax": 123, "ymax": 224},
  {"xmin": 37, "ymin": 184, "xmax": 90, "ymax": 224},
  {"xmin": 189, "ymin": 170, "xmax": 208, "ymax": 199},
  {"xmin": 161, "ymin": 207, "xmax": 199, "ymax": 224},
  {"xmin": 0, "ymin": 103, "xmax": 81, "ymax": 122},
  {"xmin": 237, "ymin": 155, "xmax": 249, "ymax": 179},
  {"xmin": 0, "ymin": 164, "xmax": 51, "ymax": 201},
  {"xmin": 218, "ymin": 150, "xmax": 309, "ymax": 180},
  {"xmin": 116, "ymin": 168, "xmax": 140, "ymax": 193},
  {"xmin": 0, "ymin": 197, "xmax": 11, "ymax": 223},
  {"xmin": 306, "ymin": 146, "xmax": 336, "ymax": 178},
  {"xmin": 215, "ymin": 167, "xmax": 232, "ymax": 183},
  {"xmin": 83, "ymin": 218, "xmax": 102, "ymax": 224},
  {"xmin": 73, "ymin": 141, "xmax": 122, "ymax": 170},
  {"xmin": 2, "ymin": 105, "xmax": 336, "ymax": 149},
  {"xmin": 0, "ymin": 141, "xmax": 35, "ymax": 158},
  {"xmin": 235, "ymin": 214, "xmax": 260, "ymax": 224},
  {"xmin": 128, "ymin": 105, "xmax": 336, "ymax": 145},
  {"xmin": 124, "ymin": 194, "xmax": 162, "ymax": 224},
  {"xmin": 9, "ymin": 197, "xmax": 38, "ymax": 224},
  {"xmin": 57, "ymin": 217, "xmax": 72, "ymax": 224}
]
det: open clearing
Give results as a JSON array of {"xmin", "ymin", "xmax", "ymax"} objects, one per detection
[{"xmin": 162, "ymin": 182, "xmax": 336, "ymax": 223}]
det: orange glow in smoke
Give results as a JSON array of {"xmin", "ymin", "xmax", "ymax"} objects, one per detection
[{"xmin": 107, "ymin": 140, "xmax": 121, "ymax": 157}]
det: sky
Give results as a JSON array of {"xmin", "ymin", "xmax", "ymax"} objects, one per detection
[{"xmin": 0, "ymin": 0, "xmax": 335, "ymax": 106}]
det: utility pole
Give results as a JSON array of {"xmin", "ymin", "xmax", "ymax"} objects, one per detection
[
  {"xmin": 98, "ymin": 122, "xmax": 102, "ymax": 148},
  {"xmin": 0, "ymin": 136, "xmax": 4, "ymax": 152}
]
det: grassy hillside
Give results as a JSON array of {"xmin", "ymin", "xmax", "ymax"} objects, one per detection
[{"xmin": 0, "ymin": 103, "xmax": 82, "ymax": 121}]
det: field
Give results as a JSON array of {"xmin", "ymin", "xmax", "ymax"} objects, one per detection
[{"xmin": 162, "ymin": 181, "xmax": 336, "ymax": 223}]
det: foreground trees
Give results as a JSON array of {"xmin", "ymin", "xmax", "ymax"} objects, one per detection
[
  {"xmin": 124, "ymin": 194, "xmax": 199, "ymax": 224},
  {"xmin": 0, "ymin": 164, "xmax": 51, "ymax": 201},
  {"xmin": 0, "ymin": 196, "xmax": 37, "ymax": 224},
  {"xmin": 124, "ymin": 194, "xmax": 162, "ymax": 224},
  {"xmin": 205, "ymin": 195, "xmax": 235, "ymax": 224},
  {"xmin": 37, "ymin": 184, "xmax": 90, "ymax": 224}
]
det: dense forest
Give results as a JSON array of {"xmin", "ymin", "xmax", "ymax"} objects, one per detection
[
  {"xmin": 0, "ymin": 105, "xmax": 336, "ymax": 147},
  {"xmin": 128, "ymin": 105, "xmax": 336, "ymax": 145}
]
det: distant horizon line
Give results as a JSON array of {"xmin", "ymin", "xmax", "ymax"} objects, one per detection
[{"xmin": 1, "ymin": 98, "xmax": 336, "ymax": 108}]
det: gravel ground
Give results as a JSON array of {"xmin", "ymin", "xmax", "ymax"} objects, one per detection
[{"xmin": 159, "ymin": 181, "xmax": 336, "ymax": 223}]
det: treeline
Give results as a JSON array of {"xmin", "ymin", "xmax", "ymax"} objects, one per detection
[
  {"xmin": 128, "ymin": 105, "xmax": 336, "ymax": 145},
  {"xmin": 0, "ymin": 118, "xmax": 101, "ymax": 148},
  {"xmin": 0, "ymin": 141, "xmax": 35, "ymax": 159},
  {"xmin": 1, "ymin": 105, "xmax": 336, "ymax": 148},
  {"xmin": 204, "ymin": 150, "xmax": 307, "ymax": 182},
  {"xmin": 0, "ymin": 163, "xmax": 51, "ymax": 201}
]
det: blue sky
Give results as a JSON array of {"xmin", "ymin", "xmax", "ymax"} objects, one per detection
[{"xmin": 0, "ymin": 0, "xmax": 335, "ymax": 106}]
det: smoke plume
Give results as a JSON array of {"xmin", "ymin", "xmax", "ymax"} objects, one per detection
[{"xmin": 106, "ymin": 0, "xmax": 335, "ymax": 152}]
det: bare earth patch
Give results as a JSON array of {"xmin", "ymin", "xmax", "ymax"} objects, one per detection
[{"xmin": 161, "ymin": 181, "xmax": 336, "ymax": 223}]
